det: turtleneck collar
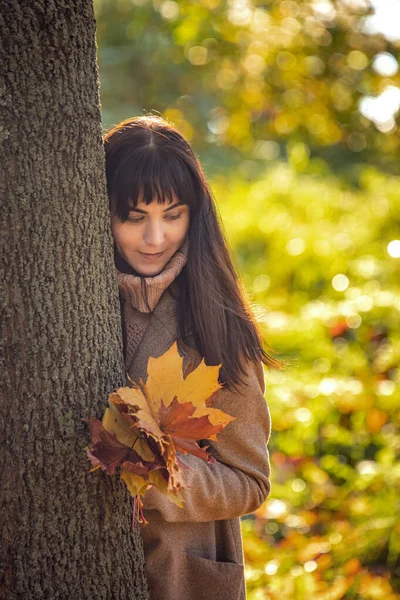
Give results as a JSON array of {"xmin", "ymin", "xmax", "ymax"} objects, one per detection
[{"xmin": 116, "ymin": 239, "xmax": 188, "ymax": 313}]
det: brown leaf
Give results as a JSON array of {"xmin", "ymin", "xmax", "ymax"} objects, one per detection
[{"xmin": 86, "ymin": 417, "xmax": 143, "ymax": 476}]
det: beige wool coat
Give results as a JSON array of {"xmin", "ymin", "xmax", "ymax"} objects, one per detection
[{"xmin": 124, "ymin": 283, "xmax": 272, "ymax": 600}]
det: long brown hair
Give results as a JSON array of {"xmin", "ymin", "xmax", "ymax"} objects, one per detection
[{"xmin": 104, "ymin": 115, "xmax": 284, "ymax": 389}]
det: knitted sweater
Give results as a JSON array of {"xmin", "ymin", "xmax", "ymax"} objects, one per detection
[
  {"xmin": 116, "ymin": 243, "xmax": 272, "ymax": 600},
  {"xmin": 116, "ymin": 240, "xmax": 188, "ymax": 372}
]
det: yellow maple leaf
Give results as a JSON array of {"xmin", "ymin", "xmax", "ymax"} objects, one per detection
[
  {"xmin": 145, "ymin": 341, "xmax": 222, "ymax": 414},
  {"xmin": 123, "ymin": 341, "xmax": 236, "ymax": 437}
]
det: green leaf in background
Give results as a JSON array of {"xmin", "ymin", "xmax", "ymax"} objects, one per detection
[{"xmin": 95, "ymin": 0, "xmax": 400, "ymax": 178}]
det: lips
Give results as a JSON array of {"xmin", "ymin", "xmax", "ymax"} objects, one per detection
[{"xmin": 138, "ymin": 251, "xmax": 165, "ymax": 260}]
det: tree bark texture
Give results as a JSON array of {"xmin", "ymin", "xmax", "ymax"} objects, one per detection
[{"xmin": 0, "ymin": 2, "xmax": 149, "ymax": 598}]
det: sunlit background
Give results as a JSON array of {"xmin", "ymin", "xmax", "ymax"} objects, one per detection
[{"xmin": 94, "ymin": 1, "xmax": 400, "ymax": 598}]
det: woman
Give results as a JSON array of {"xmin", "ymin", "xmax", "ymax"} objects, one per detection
[{"xmin": 104, "ymin": 115, "xmax": 280, "ymax": 600}]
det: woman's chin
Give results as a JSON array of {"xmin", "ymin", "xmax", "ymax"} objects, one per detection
[{"xmin": 132, "ymin": 259, "xmax": 168, "ymax": 277}]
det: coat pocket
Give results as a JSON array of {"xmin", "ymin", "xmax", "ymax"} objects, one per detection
[{"xmin": 182, "ymin": 552, "xmax": 245, "ymax": 600}]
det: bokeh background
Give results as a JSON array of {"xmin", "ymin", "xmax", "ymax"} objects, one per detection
[{"xmin": 93, "ymin": 1, "xmax": 400, "ymax": 598}]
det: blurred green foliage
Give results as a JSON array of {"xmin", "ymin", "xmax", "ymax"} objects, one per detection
[
  {"xmin": 94, "ymin": 1, "xmax": 400, "ymax": 597},
  {"xmin": 95, "ymin": 0, "xmax": 400, "ymax": 178},
  {"xmin": 214, "ymin": 164, "xmax": 400, "ymax": 599}
]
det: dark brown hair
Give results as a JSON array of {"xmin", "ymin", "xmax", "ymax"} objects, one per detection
[{"xmin": 104, "ymin": 115, "xmax": 284, "ymax": 389}]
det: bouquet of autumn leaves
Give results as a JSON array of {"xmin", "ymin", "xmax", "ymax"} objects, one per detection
[{"xmin": 85, "ymin": 342, "xmax": 235, "ymax": 525}]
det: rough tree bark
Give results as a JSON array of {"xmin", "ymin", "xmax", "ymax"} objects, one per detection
[{"xmin": 0, "ymin": 2, "xmax": 149, "ymax": 598}]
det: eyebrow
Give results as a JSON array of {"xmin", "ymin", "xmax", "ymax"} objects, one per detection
[{"xmin": 130, "ymin": 201, "xmax": 182, "ymax": 215}]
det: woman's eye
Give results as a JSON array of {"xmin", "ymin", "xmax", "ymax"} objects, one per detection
[
  {"xmin": 128, "ymin": 216, "xmax": 144, "ymax": 223},
  {"xmin": 165, "ymin": 213, "xmax": 182, "ymax": 221}
]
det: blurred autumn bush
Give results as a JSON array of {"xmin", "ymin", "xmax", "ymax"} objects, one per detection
[
  {"xmin": 94, "ymin": 0, "xmax": 400, "ymax": 597},
  {"xmin": 216, "ymin": 165, "xmax": 400, "ymax": 599},
  {"xmin": 95, "ymin": 0, "xmax": 400, "ymax": 177}
]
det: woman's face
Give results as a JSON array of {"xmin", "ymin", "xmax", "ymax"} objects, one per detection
[{"xmin": 111, "ymin": 194, "xmax": 190, "ymax": 276}]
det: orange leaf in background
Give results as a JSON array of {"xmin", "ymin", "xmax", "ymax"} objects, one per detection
[
  {"xmin": 343, "ymin": 557, "xmax": 362, "ymax": 575},
  {"xmin": 359, "ymin": 572, "xmax": 398, "ymax": 599},
  {"xmin": 366, "ymin": 408, "xmax": 388, "ymax": 433},
  {"xmin": 313, "ymin": 575, "xmax": 354, "ymax": 600}
]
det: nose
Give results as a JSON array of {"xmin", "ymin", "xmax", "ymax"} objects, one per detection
[{"xmin": 143, "ymin": 218, "xmax": 165, "ymax": 247}]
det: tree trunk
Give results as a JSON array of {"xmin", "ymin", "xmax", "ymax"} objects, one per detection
[{"xmin": 0, "ymin": 2, "xmax": 149, "ymax": 598}]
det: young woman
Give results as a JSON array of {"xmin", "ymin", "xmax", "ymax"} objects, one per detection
[{"xmin": 104, "ymin": 115, "xmax": 280, "ymax": 600}]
